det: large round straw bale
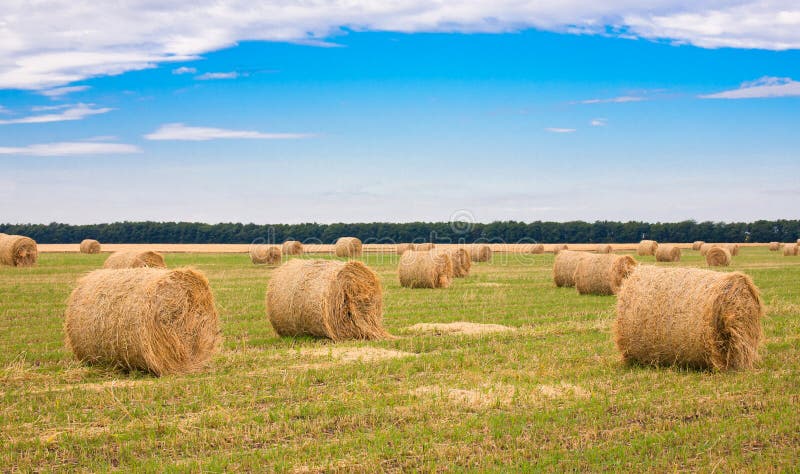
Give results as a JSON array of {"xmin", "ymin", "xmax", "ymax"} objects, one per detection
[
  {"xmin": 399, "ymin": 250, "xmax": 452, "ymax": 288},
  {"xmin": 470, "ymin": 245, "xmax": 492, "ymax": 262},
  {"xmin": 784, "ymin": 244, "xmax": 798, "ymax": 256},
  {"xmin": 553, "ymin": 250, "xmax": 590, "ymax": 287},
  {"xmin": 434, "ymin": 248, "xmax": 471, "ymax": 278},
  {"xmin": 596, "ymin": 244, "xmax": 613, "ymax": 254},
  {"xmin": 706, "ymin": 246, "xmax": 731, "ymax": 267},
  {"xmin": 699, "ymin": 243, "xmax": 713, "ymax": 256},
  {"xmin": 614, "ymin": 266, "xmax": 763, "ymax": 370},
  {"xmin": 266, "ymin": 259, "xmax": 389, "ymax": 340},
  {"xmin": 64, "ymin": 267, "xmax": 221, "ymax": 375},
  {"xmin": 551, "ymin": 244, "xmax": 568, "ymax": 254},
  {"xmin": 655, "ymin": 245, "xmax": 681, "ymax": 262},
  {"xmin": 79, "ymin": 239, "xmax": 101, "ymax": 254},
  {"xmin": 768, "ymin": 242, "xmax": 780, "ymax": 251},
  {"xmin": 251, "ymin": 245, "xmax": 282, "ymax": 265},
  {"xmin": 396, "ymin": 243, "xmax": 413, "ymax": 255},
  {"xmin": 335, "ymin": 237, "xmax": 363, "ymax": 257},
  {"xmin": 413, "ymin": 243, "xmax": 435, "ymax": 251},
  {"xmin": 574, "ymin": 254, "xmax": 637, "ymax": 295},
  {"xmin": 725, "ymin": 244, "xmax": 740, "ymax": 256},
  {"xmin": 637, "ymin": 240, "xmax": 658, "ymax": 256},
  {"xmin": 281, "ymin": 240, "xmax": 304, "ymax": 255},
  {"xmin": 0, "ymin": 234, "xmax": 38, "ymax": 267},
  {"xmin": 103, "ymin": 250, "xmax": 166, "ymax": 269},
  {"xmin": 692, "ymin": 241, "xmax": 705, "ymax": 251}
]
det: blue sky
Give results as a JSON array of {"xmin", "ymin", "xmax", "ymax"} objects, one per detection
[{"xmin": 0, "ymin": 2, "xmax": 799, "ymax": 224}]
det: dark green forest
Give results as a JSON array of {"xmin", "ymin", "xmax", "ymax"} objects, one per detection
[{"xmin": 1, "ymin": 220, "xmax": 798, "ymax": 244}]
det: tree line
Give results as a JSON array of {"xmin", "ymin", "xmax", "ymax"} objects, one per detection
[{"xmin": 1, "ymin": 220, "xmax": 798, "ymax": 244}]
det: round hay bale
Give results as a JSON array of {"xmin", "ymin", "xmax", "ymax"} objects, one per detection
[
  {"xmin": 574, "ymin": 253, "xmax": 637, "ymax": 295},
  {"xmin": 528, "ymin": 243, "xmax": 545, "ymax": 254},
  {"xmin": 79, "ymin": 239, "xmax": 101, "ymax": 254},
  {"xmin": 783, "ymin": 244, "xmax": 798, "ymax": 256},
  {"xmin": 281, "ymin": 240, "xmax": 304, "ymax": 256},
  {"xmin": 266, "ymin": 259, "xmax": 390, "ymax": 340},
  {"xmin": 699, "ymin": 243, "xmax": 714, "ymax": 256},
  {"xmin": 335, "ymin": 237, "xmax": 362, "ymax": 258},
  {"xmin": 595, "ymin": 244, "xmax": 613, "ymax": 254},
  {"xmin": 396, "ymin": 243, "xmax": 413, "ymax": 255},
  {"xmin": 768, "ymin": 242, "xmax": 780, "ymax": 251},
  {"xmin": 553, "ymin": 250, "xmax": 590, "ymax": 288},
  {"xmin": 637, "ymin": 240, "xmax": 658, "ymax": 256},
  {"xmin": 614, "ymin": 265, "xmax": 763, "ymax": 370},
  {"xmin": 551, "ymin": 244, "xmax": 568, "ymax": 254},
  {"xmin": 399, "ymin": 250, "xmax": 452, "ymax": 288},
  {"xmin": 706, "ymin": 246, "xmax": 731, "ymax": 267},
  {"xmin": 470, "ymin": 245, "xmax": 492, "ymax": 262},
  {"xmin": 434, "ymin": 248, "xmax": 471, "ymax": 278},
  {"xmin": 655, "ymin": 245, "xmax": 681, "ymax": 262},
  {"xmin": 103, "ymin": 250, "xmax": 166, "ymax": 269},
  {"xmin": 64, "ymin": 267, "xmax": 221, "ymax": 375},
  {"xmin": 251, "ymin": 245, "xmax": 282, "ymax": 265},
  {"xmin": 692, "ymin": 241, "xmax": 705, "ymax": 251},
  {"xmin": 413, "ymin": 243, "xmax": 435, "ymax": 251},
  {"xmin": 725, "ymin": 244, "xmax": 740, "ymax": 256},
  {"xmin": 0, "ymin": 234, "xmax": 38, "ymax": 267}
]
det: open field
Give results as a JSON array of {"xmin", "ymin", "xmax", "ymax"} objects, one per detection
[{"xmin": 2, "ymin": 247, "xmax": 799, "ymax": 471}]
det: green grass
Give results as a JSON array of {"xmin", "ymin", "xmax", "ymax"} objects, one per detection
[{"xmin": 2, "ymin": 248, "xmax": 799, "ymax": 471}]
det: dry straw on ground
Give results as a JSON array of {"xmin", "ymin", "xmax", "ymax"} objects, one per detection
[
  {"xmin": 726, "ymin": 244, "xmax": 740, "ymax": 256},
  {"xmin": 79, "ymin": 239, "xmax": 101, "ymax": 254},
  {"xmin": 784, "ymin": 244, "xmax": 798, "ymax": 256},
  {"xmin": 614, "ymin": 265, "xmax": 763, "ymax": 370},
  {"xmin": 250, "ymin": 245, "xmax": 282, "ymax": 265},
  {"xmin": 407, "ymin": 322, "xmax": 515, "ymax": 336},
  {"xmin": 396, "ymin": 243, "xmax": 413, "ymax": 255},
  {"xmin": 64, "ymin": 267, "xmax": 221, "ymax": 375},
  {"xmin": 574, "ymin": 253, "xmax": 637, "ymax": 295},
  {"xmin": 595, "ymin": 244, "xmax": 613, "ymax": 254},
  {"xmin": 413, "ymin": 243, "xmax": 435, "ymax": 251},
  {"xmin": 637, "ymin": 240, "xmax": 658, "ymax": 256},
  {"xmin": 706, "ymin": 246, "xmax": 731, "ymax": 267},
  {"xmin": 282, "ymin": 240, "xmax": 304, "ymax": 255},
  {"xmin": 434, "ymin": 248, "xmax": 471, "ymax": 278},
  {"xmin": 399, "ymin": 250, "xmax": 453, "ymax": 288},
  {"xmin": 0, "ymin": 234, "xmax": 38, "ymax": 267},
  {"xmin": 266, "ymin": 259, "xmax": 390, "ymax": 340},
  {"xmin": 103, "ymin": 251, "xmax": 166, "ymax": 269},
  {"xmin": 692, "ymin": 241, "xmax": 705, "ymax": 251},
  {"xmin": 768, "ymin": 242, "xmax": 781, "ymax": 251},
  {"xmin": 655, "ymin": 245, "xmax": 681, "ymax": 262},
  {"xmin": 470, "ymin": 244, "xmax": 492, "ymax": 262},
  {"xmin": 551, "ymin": 244, "xmax": 568, "ymax": 254},
  {"xmin": 553, "ymin": 250, "xmax": 590, "ymax": 288},
  {"xmin": 335, "ymin": 237, "xmax": 363, "ymax": 258}
]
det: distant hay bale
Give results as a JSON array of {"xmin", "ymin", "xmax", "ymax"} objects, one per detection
[
  {"xmin": 553, "ymin": 250, "xmax": 590, "ymax": 288},
  {"xmin": 64, "ymin": 267, "xmax": 221, "ymax": 375},
  {"xmin": 335, "ymin": 237, "xmax": 363, "ymax": 258},
  {"xmin": 413, "ymin": 243, "xmax": 435, "ymax": 251},
  {"xmin": 103, "ymin": 251, "xmax": 166, "ymax": 269},
  {"xmin": 595, "ymin": 244, "xmax": 613, "ymax": 254},
  {"xmin": 399, "ymin": 250, "xmax": 452, "ymax": 288},
  {"xmin": 266, "ymin": 259, "xmax": 390, "ymax": 340},
  {"xmin": 529, "ymin": 243, "xmax": 545, "ymax": 254},
  {"xmin": 692, "ymin": 241, "xmax": 705, "ymax": 251},
  {"xmin": 0, "ymin": 234, "xmax": 38, "ymax": 267},
  {"xmin": 637, "ymin": 240, "xmax": 658, "ymax": 256},
  {"xmin": 281, "ymin": 240, "xmax": 304, "ymax": 255},
  {"xmin": 768, "ymin": 242, "xmax": 780, "ymax": 251},
  {"xmin": 434, "ymin": 248, "xmax": 471, "ymax": 278},
  {"xmin": 551, "ymin": 244, "xmax": 568, "ymax": 254},
  {"xmin": 250, "ymin": 245, "xmax": 282, "ymax": 265},
  {"xmin": 470, "ymin": 245, "xmax": 492, "ymax": 262},
  {"xmin": 614, "ymin": 266, "xmax": 763, "ymax": 370},
  {"xmin": 396, "ymin": 243, "xmax": 413, "ymax": 255},
  {"xmin": 784, "ymin": 244, "xmax": 798, "ymax": 256},
  {"xmin": 726, "ymin": 244, "xmax": 740, "ymax": 256},
  {"xmin": 655, "ymin": 245, "xmax": 681, "ymax": 262},
  {"xmin": 706, "ymin": 246, "xmax": 731, "ymax": 267},
  {"xmin": 574, "ymin": 254, "xmax": 637, "ymax": 295},
  {"xmin": 79, "ymin": 239, "xmax": 101, "ymax": 254}
]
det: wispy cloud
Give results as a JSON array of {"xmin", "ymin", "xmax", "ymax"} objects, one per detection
[
  {"xmin": 0, "ymin": 141, "xmax": 140, "ymax": 156},
  {"xmin": 700, "ymin": 76, "xmax": 800, "ymax": 99},
  {"xmin": 576, "ymin": 96, "xmax": 644, "ymax": 104},
  {"xmin": 0, "ymin": 104, "xmax": 113, "ymax": 125},
  {"xmin": 545, "ymin": 127, "xmax": 576, "ymax": 133},
  {"xmin": 172, "ymin": 66, "xmax": 197, "ymax": 75},
  {"xmin": 38, "ymin": 85, "xmax": 90, "ymax": 99},
  {"xmin": 195, "ymin": 71, "xmax": 240, "ymax": 80},
  {"xmin": 144, "ymin": 123, "xmax": 312, "ymax": 141},
  {"xmin": 590, "ymin": 118, "xmax": 607, "ymax": 126},
  {"xmin": 0, "ymin": 105, "xmax": 9, "ymax": 115}
]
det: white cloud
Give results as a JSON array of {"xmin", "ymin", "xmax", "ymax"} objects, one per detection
[
  {"xmin": 0, "ymin": 104, "xmax": 113, "ymax": 125},
  {"xmin": 38, "ymin": 85, "xmax": 90, "ymax": 98},
  {"xmin": 195, "ymin": 71, "xmax": 240, "ymax": 80},
  {"xmin": 545, "ymin": 127, "xmax": 576, "ymax": 133},
  {"xmin": 0, "ymin": 105, "xmax": 9, "ymax": 114},
  {"xmin": 0, "ymin": 141, "xmax": 140, "ymax": 156},
  {"xmin": 590, "ymin": 118, "xmax": 607, "ymax": 126},
  {"xmin": 1, "ymin": 2, "xmax": 799, "ymax": 90},
  {"xmin": 577, "ymin": 96, "xmax": 645, "ymax": 104},
  {"xmin": 700, "ymin": 76, "xmax": 800, "ymax": 99},
  {"xmin": 144, "ymin": 123, "xmax": 312, "ymax": 141},
  {"xmin": 172, "ymin": 66, "xmax": 197, "ymax": 75}
]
